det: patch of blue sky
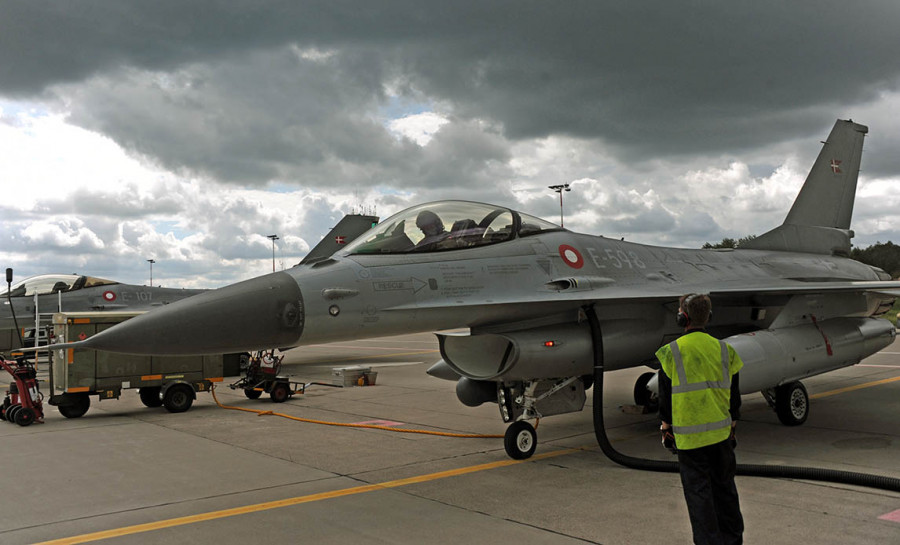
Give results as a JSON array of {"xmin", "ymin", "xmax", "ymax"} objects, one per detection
[
  {"xmin": 378, "ymin": 94, "xmax": 433, "ymax": 121},
  {"xmin": 747, "ymin": 162, "xmax": 777, "ymax": 179},
  {"xmin": 151, "ymin": 220, "xmax": 194, "ymax": 240},
  {"xmin": 267, "ymin": 182, "xmax": 298, "ymax": 194},
  {"xmin": 0, "ymin": 98, "xmax": 51, "ymax": 119}
]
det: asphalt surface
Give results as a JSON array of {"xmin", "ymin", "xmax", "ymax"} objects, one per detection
[{"xmin": 1, "ymin": 332, "xmax": 899, "ymax": 544}]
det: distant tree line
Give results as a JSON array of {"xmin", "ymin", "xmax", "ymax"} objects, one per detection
[
  {"xmin": 850, "ymin": 241, "xmax": 900, "ymax": 279},
  {"xmin": 701, "ymin": 235, "xmax": 757, "ymax": 249},
  {"xmin": 702, "ymin": 238, "xmax": 899, "ymax": 279}
]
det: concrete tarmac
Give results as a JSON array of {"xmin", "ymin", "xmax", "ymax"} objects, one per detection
[{"xmin": 1, "ymin": 332, "xmax": 899, "ymax": 544}]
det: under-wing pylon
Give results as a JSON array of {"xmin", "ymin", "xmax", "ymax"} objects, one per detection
[{"xmin": 60, "ymin": 119, "xmax": 899, "ymax": 459}]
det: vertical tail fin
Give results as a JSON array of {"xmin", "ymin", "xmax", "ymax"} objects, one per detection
[
  {"xmin": 741, "ymin": 119, "xmax": 868, "ymax": 256},
  {"xmin": 299, "ymin": 214, "xmax": 379, "ymax": 265}
]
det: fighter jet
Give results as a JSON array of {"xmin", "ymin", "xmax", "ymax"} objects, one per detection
[
  {"xmin": 0, "ymin": 272, "xmax": 208, "ymax": 349},
  {"xmin": 60, "ymin": 119, "xmax": 900, "ymax": 459},
  {"xmin": 3, "ymin": 213, "xmax": 379, "ymax": 350}
]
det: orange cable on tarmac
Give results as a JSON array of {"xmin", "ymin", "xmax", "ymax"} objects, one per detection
[{"xmin": 211, "ymin": 385, "xmax": 504, "ymax": 439}]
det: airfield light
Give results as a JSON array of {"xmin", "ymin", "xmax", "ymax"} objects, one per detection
[
  {"xmin": 146, "ymin": 259, "xmax": 155, "ymax": 286},
  {"xmin": 267, "ymin": 234, "xmax": 280, "ymax": 272},
  {"xmin": 548, "ymin": 183, "xmax": 571, "ymax": 227}
]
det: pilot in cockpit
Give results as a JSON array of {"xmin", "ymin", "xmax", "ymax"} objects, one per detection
[{"xmin": 415, "ymin": 210, "xmax": 449, "ymax": 248}]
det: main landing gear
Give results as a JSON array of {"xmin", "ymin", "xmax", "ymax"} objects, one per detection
[
  {"xmin": 632, "ymin": 369, "xmax": 812, "ymax": 427},
  {"xmin": 763, "ymin": 380, "xmax": 809, "ymax": 426}
]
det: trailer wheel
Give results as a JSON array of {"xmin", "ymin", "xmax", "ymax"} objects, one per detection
[
  {"xmin": 14, "ymin": 407, "xmax": 35, "ymax": 427},
  {"xmin": 270, "ymin": 382, "xmax": 290, "ymax": 403},
  {"xmin": 58, "ymin": 394, "xmax": 90, "ymax": 418},
  {"xmin": 139, "ymin": 387, "xmax": 163, "ymax": 408},
  {"xmin": 163, "ymin": 385, "xmax": 194, "ymax": 413},
  {"xmin": 244, "ymin": 389, "xmax": 263, "ymax": 400},
  {"xmin": 6, "ymin": 404, "xmax": 21, "ymax": 423}
]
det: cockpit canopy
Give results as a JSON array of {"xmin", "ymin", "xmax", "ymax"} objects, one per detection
[
  {"xmin": 343, "ymin": 201, "xmax": 562, "ymax": 255},
  {"xmin": 1, "ymin": 274, "xmax": 119, "ymax": 297}
]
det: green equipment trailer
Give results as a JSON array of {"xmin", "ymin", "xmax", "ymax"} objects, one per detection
[{"xmin": 48, "ymin": 312, "xmax": 243, "ymax": 417}]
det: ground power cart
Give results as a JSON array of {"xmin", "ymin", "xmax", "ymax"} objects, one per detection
[{"xmin": 49, "ymin": 312, "xmax": 242, "ymax": 417}]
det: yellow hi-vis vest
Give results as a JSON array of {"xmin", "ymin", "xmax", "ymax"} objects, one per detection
[{"xmin": 656, "ymin": 331, "xmax": 744, "ymax": 450}]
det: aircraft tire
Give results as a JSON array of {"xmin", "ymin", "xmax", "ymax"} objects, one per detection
[
  {"xmin": 269, "ymin": 382, "xmax": 290, "ymax": 403},
  {"xmin": 163, "ymin": 385, "xmax": 194, "ymax": 413},
  {"xmin": 504, "ymin": 420, "xmax": 537, "ymax": 460},
  {"xmin": 14, "ymin": 407, "xmax": 34, "ymax": 427},
  {"xmin": 775, "ymin": 381, "xmax": 809, "ymax": 426},
  {"xmin": 244, "ymin": 388, "xmax": 263, "ymax": 400},
  {"xmin": 633, "ymin": 371, "xmax": 659, "ymax": 411},
  {"xmin": 139, "ymin": 387, "xmax": 163, "ymax": 408},
  {"xmin": 58, "ymin": 394, "xmax": 90, "ymax": 418}
]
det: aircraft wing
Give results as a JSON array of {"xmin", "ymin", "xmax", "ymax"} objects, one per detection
[{"xmin": 381, "ymin": 278, "xmax": 900, "ymax": 311}]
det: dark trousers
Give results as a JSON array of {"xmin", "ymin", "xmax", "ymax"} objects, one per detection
[{"xmin": 677, "ymin": 439, "xmax": 744, "ymax": 545}]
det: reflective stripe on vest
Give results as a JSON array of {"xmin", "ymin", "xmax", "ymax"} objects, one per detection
[
  {"xmin": 673, "ymin": 415, "xmax": 732, "ymax": 435},
  {"xmin": 669, "ymin": 340, "xmax": 730, "ymax": 394},
  {"xmin": 668, "ymin": 338, "xmax": 733, "ymax": 440}
]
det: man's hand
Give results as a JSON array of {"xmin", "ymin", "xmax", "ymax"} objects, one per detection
[
  {"xmin": 660, "ymin": 426, "xmax": 677, "ymax": 454},
  {"xmin": 730, "ymin": 424, "xmax": 737, "ymax": 449}
]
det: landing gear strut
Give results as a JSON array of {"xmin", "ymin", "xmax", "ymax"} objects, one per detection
[{"xmin": 497, "ymin": 377, "xmax": 586, "ymax": 460}]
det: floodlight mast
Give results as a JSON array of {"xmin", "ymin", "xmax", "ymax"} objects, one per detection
[
  {"xmin": 548, "ymin": 183, "xmax": 571, "ymax": 227},
  {"xmin": 146, "ymin": 259, "xmax": 155, "ymax": 286},
  {"xmin": 267, "ymin": 235, "xmax": 280, "ymax": 272}
]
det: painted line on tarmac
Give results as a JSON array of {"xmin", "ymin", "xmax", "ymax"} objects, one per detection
[
  {"xmin": 34, "ymin": 448, "xmax": 579, "ymax": 545},
  {"xmin": 878, "ymin": 509, "xmax": 900, "ymax": 523},
  {"xmin": 811, "ymin": 375, "xmax": 900, "ymax": 399}
]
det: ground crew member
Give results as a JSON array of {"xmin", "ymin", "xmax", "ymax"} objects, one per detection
[{"xmin": 657, "ymin": 293, "xmax": 744, "ymax": 545}]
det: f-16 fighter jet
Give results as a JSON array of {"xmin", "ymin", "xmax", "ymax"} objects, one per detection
[
  {"xmin": 60, "ymin": 120, "xmax": 900, "ymax": 459},
  {"xmin": 1, "ymin": 273, "xmax": 207, "ymax": 343}
]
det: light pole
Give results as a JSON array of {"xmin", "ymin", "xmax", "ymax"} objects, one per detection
[
  {"xmin": 267, "ymin": 235, "xmax": 280, "ymax": 272},
  {"xmin": 548, "ymin": 183, "xmax": 571, "ymax": 227},
  {"xmin": 147, "ymin": 259, "xmax": 155, "ymax": 286}
]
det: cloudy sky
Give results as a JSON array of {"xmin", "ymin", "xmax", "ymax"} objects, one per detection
[{"xmin": 2, "ymin": 1, "xmax": 899, "ymax": 288}]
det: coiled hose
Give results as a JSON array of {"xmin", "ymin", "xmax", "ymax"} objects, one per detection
[{"xmin": 585, "ymin": 305, "xmax": 900, "ymax": 492}]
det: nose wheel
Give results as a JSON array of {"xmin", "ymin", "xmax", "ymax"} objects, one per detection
[{"xmin": 504, "ymin": 420, "xmax": 537, "ymax": 459}]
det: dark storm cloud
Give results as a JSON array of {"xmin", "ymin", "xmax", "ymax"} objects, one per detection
[{"xmin": 4, "ymin": 0, "xmax": 900, "ymax": 184}]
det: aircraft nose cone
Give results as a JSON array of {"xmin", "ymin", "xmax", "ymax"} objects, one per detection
[{"xmin": 82, "ymin": 272, "xmax": 304, "ymax": 355}]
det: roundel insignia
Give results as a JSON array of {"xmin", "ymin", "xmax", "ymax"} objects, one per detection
[
  {"xmin": 78, "ymin": 332, "xmax": 87, "ymax": 341},
  {"xmin": 558, "ymin": 244, "xmax": 584, "ymax": 269},
  {"xmin": 102, "ymin": 291, "xmax": 117, "ymax": 302}
]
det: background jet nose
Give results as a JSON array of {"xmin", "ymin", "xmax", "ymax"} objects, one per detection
[{"xmin": 82, "ymin": 272, "xmax": 304, "ymax": 355}]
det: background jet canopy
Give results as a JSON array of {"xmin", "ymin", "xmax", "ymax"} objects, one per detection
[
  {"xmin": 343, "ymin": 200, "xmax": 561, "ymax": 255},
  {"xmin": 2, "ymin": 274, "xmax": 118, "ymax": 297}
]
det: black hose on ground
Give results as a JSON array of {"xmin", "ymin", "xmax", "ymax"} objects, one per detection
[{"xmin": 585, "ymin": 305, "xmax": 900, "ymax": 492}]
